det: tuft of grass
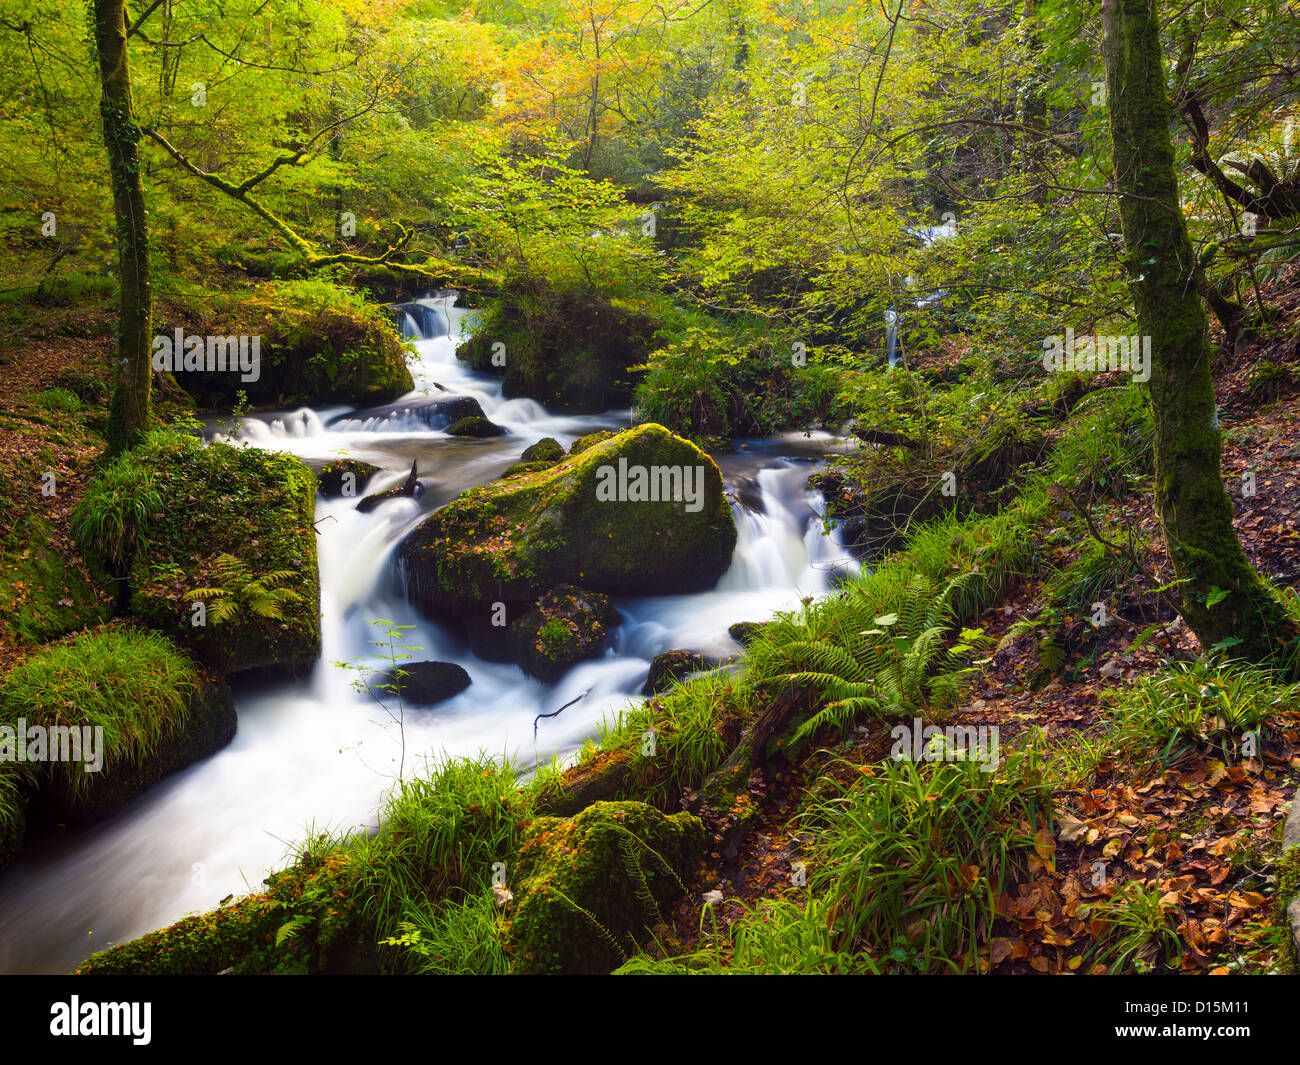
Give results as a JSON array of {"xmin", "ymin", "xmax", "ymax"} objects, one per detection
[
  {"xmin": 71, "ymin": 451, "xmax": 163, "ymax": 573},
  {"xmin": 36, "ymin": 387, "xmax": 82, "ymax": 413},
  {"xmin": 0, "ymin": 627, "xmax": 200, "ymax": 801},
  {"xmin": 1103, "ymin": 656, "xmax": 1300, "ymax": 770},
  {"xmin": 1083, "ymin": 881, "xmax": 1183, "ymax": 973}
]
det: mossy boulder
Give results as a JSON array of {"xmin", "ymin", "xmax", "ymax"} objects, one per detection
[
  {"xmin": 314, "ymin": 459, "xmax": 380, "ymax": 499},
  {"xmin": 0, "ymin": 628, "xmax": 236, "ymax": 868},
  {"xmin": 507, "ymin": 801, "xmax": 704, "ymax": 974},
  {"xmin": 125, "ymin": 436, "xmax": 321, "ymax": 676},
  {"xmin": 28, "ymin": 673, "xmax": 235, "ymax": 828},
  {"xmin": 0, "ymin": 512, "xmax": 112, "ymax": 646},
  {"xmin": 642, "ymin": 649, "xmax": 708, "ymax": 695},
  {"xmin": 521, "ymin": 437, "xmax": 565, "ymax": 463},
  {"xmin": 447, "ymin": 415, "xmax": 506, "ymax": 438},
  {"xmin": 160, "ymin": 298, "xmax": 414, "ymax": 410},
  {"xmin": 509, "ymin": 586, "xmax": 620, "ymax": 682},
  {"xmin": 458, "ymin": 284, "xmax": 658, "ymax": 412},
  {"xmin": 398, "ymin": 424, "xmax": 736, "ymax": 632}
]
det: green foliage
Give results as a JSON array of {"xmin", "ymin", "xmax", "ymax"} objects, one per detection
[
  {"xmin": 71, "ymin": 452, "xmax": 163, "ymax": 572},
  {"xmin": 36, "ymin": 387, "xmax": 82, "ymax": 413},
  {"xmin": 1103, "ymin": 657, "xmax": 1300, "ymax": 770},
  {"xmin": 187, "ymin": 553, "xmax": 304, "ymax": 625}
]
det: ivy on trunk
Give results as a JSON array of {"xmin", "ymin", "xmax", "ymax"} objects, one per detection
[{"xmin": 1100, "ymin": 0, "xmax": 1296, "ymax": 661}]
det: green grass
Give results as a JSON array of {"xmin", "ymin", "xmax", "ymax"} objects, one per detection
[
  {"xmin": 71, "ymin": 449, "xmax": 163, "ymax": 573},
  {"xmin": 0, "ymin": 627, "xmax": 200, "ymax": 802},
  {"xmin": 1102, "ymin": 656, "xmax": 1300, "ymax": 770},
  {"xmin": 35, "ymin": 387, "xmax": 82, "ymax": 413},
  {"xmin": 1083, "ymin": 881, "xmax": 1184, "ymax": 974}
]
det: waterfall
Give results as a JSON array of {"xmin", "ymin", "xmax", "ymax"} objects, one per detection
[{"xmin": 0, "ymin": 293, "xmax": 857, "ymax": 974}]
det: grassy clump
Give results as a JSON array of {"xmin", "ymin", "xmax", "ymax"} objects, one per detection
[
  {"xmin": 0, "ymin": 627, "xmax": 200, "ymax": 804},
  {"xmin": 71, "ymin": 449, "xmax": 163, "ymax": 574},
  {"xmin": 1102, "ymin": 656, "xmax": 1300, "ymax": 770},
  {"xmin": 36, "ymin": 387, "xmax": 82, "ymax": 413}
]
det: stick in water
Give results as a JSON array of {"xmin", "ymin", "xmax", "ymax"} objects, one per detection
[{"xmin": 534, "ymin": 688, "xmax": 592, "ymax": 742}]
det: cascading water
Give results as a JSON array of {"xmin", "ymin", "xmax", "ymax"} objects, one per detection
[{"xmin": 0, "ymin": 293, "xmax": 857, "ymax": 973}]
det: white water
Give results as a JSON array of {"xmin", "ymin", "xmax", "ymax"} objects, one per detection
[{"xmin": 0, "ymin": 294, "xmax": 856, "ymax": 973}]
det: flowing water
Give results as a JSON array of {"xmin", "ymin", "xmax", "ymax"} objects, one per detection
[{"xmin": 0, "ymin": 294, "xmax": 857, "ymax": 973}]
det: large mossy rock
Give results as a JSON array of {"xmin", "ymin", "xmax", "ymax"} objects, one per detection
[
  {"xmin": 29, "ymin": 674, "xmax": 235, "ymax": 828},
  {"xmin": 161, "ymin": 298, "xmax": 414, "ymax": 410},
  {"xmin": 314, "ymin": 459, "xmax": 380, "ymax": 499},
  {"xmin": 126, "ymin": 436, "xmax": 321, "ymax": 676},
  {"xmin": 0, "ymin": 627, "xmax": 236, "ymax": 869},
  {"xmin": 457, "ymin": 284, "xmax": 658, "ymax": 412},
  {"xmin": 507, "ymin": 801, "xmax": 704, "ymax": 974},
  {"xmin": 397, "ymin": 424, "xmax": 736, "ymax": 630}
]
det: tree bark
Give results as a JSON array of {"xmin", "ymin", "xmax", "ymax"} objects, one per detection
[
  {"xmin": 93, "ymin": 0, "xmax": 153, "ymax": 456},
  {"xmin": 1100, "ymin": 0, "xmax": 1297, "ymax": 660}
]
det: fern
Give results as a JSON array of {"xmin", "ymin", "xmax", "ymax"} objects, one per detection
[
  {"xmin": 188, "ymin": 554, "xmax": 305, "ymax": 625},
  {"xmin": 783, "ymin": 574, "xmax": 989, "ymax": 750}
]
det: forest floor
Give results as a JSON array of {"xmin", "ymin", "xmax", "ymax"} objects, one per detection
[{"xmin": 653, "ymin": 315, "xmax": 1300, "ymax": 975}]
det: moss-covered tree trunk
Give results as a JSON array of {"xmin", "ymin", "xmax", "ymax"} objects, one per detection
[
  {"xmin": 1100, "ymin": 0, "xmax": 1296, "ymax": 660},
  {"xmin": 92, "ymin": 0, "xmax": 153, "ymax": 456}
]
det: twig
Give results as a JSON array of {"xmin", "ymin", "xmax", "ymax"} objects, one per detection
[{"xmin": 534, "ymin": 688, "xmax": 592, "ymax": 742}]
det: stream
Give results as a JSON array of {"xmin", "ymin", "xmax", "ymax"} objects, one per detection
[{"xmin": 0, "ymin": 294, "xmax": 857, "ymax": 974}]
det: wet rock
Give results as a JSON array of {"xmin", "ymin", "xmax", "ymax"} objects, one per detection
[
  {"xmin": 728, "ymin": 621, "xmax": 767, "ymax": 646},
  {"xmin": 510, "ymin": 586, "xmax": 619, "ymax": 683},
  {"xmin": 642, "ymin": 649, "xmax": 708, "ymax": 695},
  {"xmin": 446, "ymin": 415, "xmax": 506, "ymax": 438},
  {"xmin": 368, "ymin": 660, "xmax": 471, "ymax": 707},
  {"xmin": 315, "ymin": 459, "xmax": 380, "ymax": 499},
  {"xmin": 356, "ymin": 460, "xmax": 425, "ymax": 513}
]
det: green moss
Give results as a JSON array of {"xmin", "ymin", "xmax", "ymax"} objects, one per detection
[
  {"xmin": 568, "ymin": 430, "xmax": 618, "ymax": 455},
  {"xmin": 521, "ymin": 437, "xmax": 564, "ymax": 463},
  {"xmin": 509, "ymin": 586, "xmax": 619, "ymax": 682},
  {"xmin": 125, "ymin": 432, "xmax": 321, "ymax": 675},
  {"xmin": 398, "ymin": 423, "xmax": 737, "ymax": 620},
  {"xmin": 507, "ymin": 801, "xmax": 704, "ymax": 974},
  {"xmin": 0, "ymin": 513, "xmax": 112, "ymax": 645},
  {"xmin": 447, "ymin": 415, "xmax": 504, "ymax": 437}
]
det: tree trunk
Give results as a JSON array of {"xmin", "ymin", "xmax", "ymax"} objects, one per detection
[
  {"xmin": 1100, "ymin": 0, "xmax": 1296, "ymax": 660},
  {"xmin": 93, "ymin": 0, "xmax": 153, "ymax": 456}
]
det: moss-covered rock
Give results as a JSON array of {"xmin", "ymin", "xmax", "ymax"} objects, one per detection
[
  {"xmin": 499, "ymin": 460, "xmax": 555, "ymax": 480},
  {"xmin": 125, "ymin": 435, "xmax": 321, "ymax": 676},
  {"xmin": 569, "ymin": 430, "xmax": 618, "ymax": 455},
  {"xmin": 314, "ymin": 459, "xmax": 380, "ymax": 499},
  {"xmin": 447, "ymin": 415, "xmax": 505, "ymax": 438},
  {"xmin": 728, "ymin": 621, "xmax": 768, "ymax": 646},
  {"xmin": 0, "ymin": 512, "xmax": 112, "ymax": 645},
  {"xmin": 642, "ymin": 649, "xmax": 707, "ymax": 695},
  {"xmin": 29, "ymin": 673, "xmax": 235, "ymax": 828},
  {"xmin": 162, "ymin": 299, "xmax": 414, "ymax": 410},
  {"xmin": 509, "ymin": 586, "xmax": 620, "ymax": 682},
  {"xmin": 457, "ymin": 284, "xmax": 658, "ymax": 412},
  {"xmin": 521, "ymin": 437, "xmax": 565, "ymax": 463},
  {"xmin": 507, "ymin": 801, "xmax": 704, "ymax": 974},
  {"xmin": 398, "ymin": 424, "xmax": 736, "ymax": 632},
  {"xmin": 0, "ymin": 627, "xmax": 236, "ymax": 868}
]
